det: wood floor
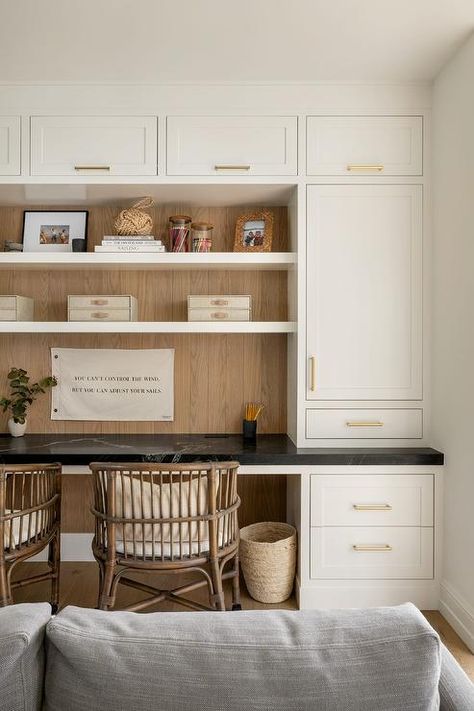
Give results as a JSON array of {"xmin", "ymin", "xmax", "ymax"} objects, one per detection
[{"xmin": 12, "ymin": 562, "xmax": 474, "ymax": 682}]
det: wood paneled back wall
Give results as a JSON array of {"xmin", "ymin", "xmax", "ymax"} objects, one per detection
[{"xmin": 0, "ymin": 204, "xmax": 288, "ymax": 434}]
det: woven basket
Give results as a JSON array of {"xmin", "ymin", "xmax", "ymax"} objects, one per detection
[{"xmin": 239, "ymin": 522, "xmax": 297, "ymax": 604}]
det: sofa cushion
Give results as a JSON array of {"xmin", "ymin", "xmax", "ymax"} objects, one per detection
[
  {"xmin": 0, "ymin": 602, "xmax": 51, "ymax": 711},
  {"xmin": 44, "ymin": 602, "xmax": 441, "ymax": 711}
]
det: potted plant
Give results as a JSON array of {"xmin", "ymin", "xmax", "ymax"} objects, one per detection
[{"xmin": 0, "ymin": 368, "xmax": 57, "ymax": 437}]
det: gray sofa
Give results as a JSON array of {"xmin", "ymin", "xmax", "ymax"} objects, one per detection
[{"xmin": 1, "ymin": 603, "xmax": 474, "ymax": 711}]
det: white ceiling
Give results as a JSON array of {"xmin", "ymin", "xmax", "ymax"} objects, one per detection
[{"xmin": 0, "ymin": 0, "xmax": 473, "ymax": 83}]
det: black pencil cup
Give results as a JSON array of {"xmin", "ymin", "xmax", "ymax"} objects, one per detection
[{"xmin": 242, "ymin": 419, "xmax": 257, "ymax": 442}]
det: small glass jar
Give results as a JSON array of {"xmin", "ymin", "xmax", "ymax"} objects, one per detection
[
  {"xmin": 191, "ymin": 222, "xmax": 213, "ymax": 252},
  {"xmin": 169, "ymin": 215, "xmax": 192, "ymax": 252}
]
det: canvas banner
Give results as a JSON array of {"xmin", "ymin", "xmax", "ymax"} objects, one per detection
[{"xmin": 51, "ymin": 348, "xmax": 174, "ymax": 421}]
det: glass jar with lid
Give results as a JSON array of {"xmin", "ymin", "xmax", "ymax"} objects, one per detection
[
  {"xmin": 191, "ymin": 222, "xmax": 213, "ymax": 252},
  {"xmin": 169, "ymin": 215, "xmax": 192, "ymax": 252}
]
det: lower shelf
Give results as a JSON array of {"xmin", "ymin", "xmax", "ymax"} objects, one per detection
[{"xmin": 0, "ymin": 321, "xmax": 297, "ymax": 334}]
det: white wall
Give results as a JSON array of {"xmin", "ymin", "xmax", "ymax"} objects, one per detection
[{"xmin": 432, "ymin": 31, "xmax": 474, "ymax": 651}]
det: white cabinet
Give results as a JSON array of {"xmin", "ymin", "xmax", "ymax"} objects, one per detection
[
  {"xmin": 166, "ymin": 116, "xmax": 297, "ymax": 175},
  {"xmin": 306, "ymin": 184, "xmax": 423, "ymax": 401},
  {"xmin": 306, "ymin": 116, "xmax": 423, "ymax": 175},
  {"xmin": 30, "ymin": 116, "xmax": 158, "ymax": 176},
  {"xmin": 0, "ymin": 117, "xmax": 20, "ymax": 175}
]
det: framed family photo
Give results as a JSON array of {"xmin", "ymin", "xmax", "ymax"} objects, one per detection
[
  {"xmin": 22, "ymin": 210, "xmax": 88, "ymax": 252},
  {"xmin": 233, "ymin": 210, "xmax": 274, "ymax": 252}
]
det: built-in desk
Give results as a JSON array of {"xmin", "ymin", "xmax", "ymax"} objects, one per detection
[{"xmin": 0, "ymin": 433, "xmax": 444, "ymax": 466}]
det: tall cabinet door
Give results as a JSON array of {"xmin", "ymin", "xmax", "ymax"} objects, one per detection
[{"xmin": 306, "ymin": 185, "xmax": 422, "ymax": 400}]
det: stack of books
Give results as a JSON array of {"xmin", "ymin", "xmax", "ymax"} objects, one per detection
[{"xmin": 95, "ymin": 236, "xmax": 166, "ymax": 253}]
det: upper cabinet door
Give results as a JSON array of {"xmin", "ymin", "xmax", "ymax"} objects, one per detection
[
  {"xmin": 0, "ymin": 117, "xmax": 21, "ymax": 175},
  {"xmin": 166, "ymin": 116, "xmax": 297, "ymax": 176},
  {"xmin": 30, "ymin": 116, "xmax": 158, "ymax": 176},
  {"xmin": 306, "ymin": 185, "xmax": 423, "ymax": 401},
  {"xmin": 306, "ymin": 116, "xmax": 422, "ymax": 176}
]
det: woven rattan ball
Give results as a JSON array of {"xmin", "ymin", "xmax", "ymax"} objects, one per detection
[{"xmin": 114, "ymin": 197, "xmax": 154, "ymax": 236}]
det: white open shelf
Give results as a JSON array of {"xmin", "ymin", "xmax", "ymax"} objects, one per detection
[
  {"xmin": 0, "ymin": 321, "xmax": 297, "ymax": 334},
  {"xmin": 0, "ymin": 252, "xmax": 296, "ymax": 271}
]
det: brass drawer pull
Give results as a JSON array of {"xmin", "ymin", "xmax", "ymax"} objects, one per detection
[
  {"xmin": 211, "ymin": 312, "xmax": 229, "ymax": 319},
  {"xmin": 210, "ymin": 299, "xmax": 229, "ymax": 306},
  {"xmin": 353, "ymin": 544, "xmax": 392, "ymax": 552},
  {"xmin": 347, "ymin": 165, "xmax": 384, "ymax": 172},
  {"xmin": 74, "ymin": 165, "xmax": 111, "ymax": 171},
  {"xmin": 310, "ymin": 356, "xmax": 316, "ymax": 392},
  {"xmin": 353, "ymin": 504, "xmax": 392, "ymax": 511},
  {"xmin": 91, "ymin": 299, "xmax": 109, "ymax": 306},
  {"xmin": 214, "ymin": 164, "xmax": 251, "ymax": 171},
  {"xmin": 91, "ymin": 312, "xmax": 109, "ymax": 319},
  {"xmin": 346, "ymin": 421, "xmax": 384, "ymax": 427}
]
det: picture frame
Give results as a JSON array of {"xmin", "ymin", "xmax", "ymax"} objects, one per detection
[
  {"xmin": 233, "ymin": 210, "xmax": 273, "ymax": 252},
  {"xmin": 22, "ymin": 210, "xmax": 88, "ymax": 253}
]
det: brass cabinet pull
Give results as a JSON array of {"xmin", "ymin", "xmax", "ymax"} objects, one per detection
[
  {"xmin": 346, "ymin": 165, "xmax": 384, "ymax": 172},
  {"xmin": 346, "ymin": 421, "xmax": 384, "ymax": 427},
  {"xmin": 352, "ymin": 544, "xmax": 392, "ymax": 552},
  {"xmin": 211, "ymin": 311, "xmax": 229, "ymax": 319},
  {"xmin": 353, "ymin": 504, "xmax": 392, "ymax": 511},
  {"xmin": 310, "ymin": 356, "xmax": 316, "ymax": 392},
  {"xmin": 91, "ymin": 299, "xmax": 109, "ymax": 306},
  {"xmin": 74, "ymin": 165, "xmax": 111, "ymax": 171},
  {"xmin": 214, "ymin": 165, "xmax": 251, "ymax": 171},
  {"xmin": 91, "ymin": 312, "xmax": 109, "ymax": 319},
  {"xmin": 210, "ymin": 299, "xmax": 229, "ymax": 306}
]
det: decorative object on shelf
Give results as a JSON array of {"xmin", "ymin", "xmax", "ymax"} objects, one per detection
[
  {"xmin": 234, "ymin": 209, "xmax": 274, "ymax": 252},
  {"xmin": 51, "ymin": 348, "xmax": 174, "ymax": 422},
  {"xmin": 239, "ymin": 522, "xmax": 297, "ymax": 603},
  {"xmin": 4, "ymin": 241, "xmax": 23, "ymax": 252},
  {"xmin": 243, "ymin": 402, "xmax": 264, "ymax": 442},
  {"xmin": 72, "ymin": 238, "xmax": 86, "ymax": 252},
  {"xmin": 114, "ymin": 197, "xmax": 154, "ymax": 236},
  {"xmin": 22, "ymin": 210, "xmax": 88, "ymax": 253},
  {"xmin": 0, "ymin": 296, "xmax": 34, "ymax": 321},
  {"xmin": 0, "ymin": 367, "xmax": 57, "ymax": 437},
  {"xmin": 191, "ymin": 222, "xmax": 213, "ymax": 252},
  {"xmin": 169, "ymin": 215, "xmax": 192, "ymax": 252},
  {"xmin": 95, "ymin": 236, "xmax": 165, "ymax": 253},
  {"xmin": 67, "ymin": 295, "xmax": 138, "ymax": 322},
  {"xmin": 188, "ymin": 295, "xmax": 252, "ymax": 322}
]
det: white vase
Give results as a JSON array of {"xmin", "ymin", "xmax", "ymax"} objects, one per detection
[{"xmin": 8, "ymin": 418, "xmax": 27, "ymax": 437}]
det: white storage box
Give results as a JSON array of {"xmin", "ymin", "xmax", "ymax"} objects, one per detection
[
  {"xmin": 68, "ymin": 295, "xmax": 137, "ymax": 322},
  {"xmin": 0, "ymin": 296, "xmax": 34, "ymax": 321},
  {"xmin": 187, "ymin": 295, "xmax": 251, "ymax": 322}
]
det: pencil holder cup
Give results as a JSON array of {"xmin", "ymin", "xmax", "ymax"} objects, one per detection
[{"xmin": 243, "ymin": 419, "xmax": 257, "ymax": 442}]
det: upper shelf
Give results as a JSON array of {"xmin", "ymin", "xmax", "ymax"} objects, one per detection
[
  {"xmin": 0, "ymin": 321, "xmax": 296, "ymax": 334},
  {"xmin": 0, "ymin": 252, "xmax": 296, "ymax": 271}
]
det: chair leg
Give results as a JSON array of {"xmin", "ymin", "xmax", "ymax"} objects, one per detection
[
  {"xmin": 99, "ymin": 561, "xmax": 116, "ymax": 610},
  {"xmin": 48, "ymin": 530, "xmax": 61, "ymax": 614},
  {"xmin": 0, "ymin": 561, "xmax": 12, "ymax": 607},
  {"xmin": 209, "ymin": 557, "xmax": 225, "ymax": 611},
  {"xmin": 231, "ymin": 553, "xmax": 242, "ymax": 611}
]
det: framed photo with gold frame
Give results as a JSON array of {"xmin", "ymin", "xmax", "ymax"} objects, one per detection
[{"xmin": 233, "ymin": 210, "xmax": 273, "ymax": 252}]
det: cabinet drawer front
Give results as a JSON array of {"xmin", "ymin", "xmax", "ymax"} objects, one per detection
[
  {"xmin": 0, "ymin": 296, "xmax": 18, "ymax": 309},
  {"xmin": 188, "ymin": 295, "xmax": 251, "ymax": 309},
  {"xmin": 0, "ymin": 296, "xmax": 34, "ymax": 320},
  {"xmin": 0, "ymin": 117, "xmax": 20, "ymax": 175},
  {"xmin": 188, "ymin": 308, "xmax": 250, "ymax": 322},
  {"xmin": 68, "ymin": 309, "xmax": 134, "ymax": 322},
  {"xmin": 310, "ymin": 474, "xmax": 433, "ymax": 527},
  {"xmin": 310, "ymin": 527, "xmax": 433, "ymax": 579},
  {"xmin": 167, "ymin": 116, "xmax": 297, "ymax": 176},
  {"xmin": 306, "ymin": 116, "xmax": 422, "ymax": 176},
  {"xmin": 68, "ymin": 296, "xmax": 133, "ymax": 309},
  {"xmin": 31, "ymin": 116, "xmax": 157, "ymax": 176},
  {"xmin": 306, "ymin": 409, "xmax": 422, "ymax": 439}
]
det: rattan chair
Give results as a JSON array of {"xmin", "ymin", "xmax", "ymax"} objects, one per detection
[
  {"xmin": 90, "ymin": 461, "xmax": 241, "ymax": 612},
  {"xmin": 0, "ymin": 463, "xmax": 62, "ymax": 610}
]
